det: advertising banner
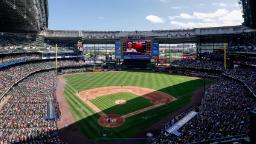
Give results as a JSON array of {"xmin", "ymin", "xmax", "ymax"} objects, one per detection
[
  {"xmin": 115, "ymin": 40, "xmax": 122, "ymax": 59},
  {"xmin": 152, "ymin": 42, "xmax": 159, "ymax": 56}
]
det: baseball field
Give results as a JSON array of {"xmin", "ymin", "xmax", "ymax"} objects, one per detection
[{"xmin": 63, "ymin": 71, "xmax": 207, "ymax": 139}]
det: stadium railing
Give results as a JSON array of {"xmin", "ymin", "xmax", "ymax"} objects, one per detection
[{"xmin": 192, "ymin": 134, "xmax": 250, "ymax": 144}]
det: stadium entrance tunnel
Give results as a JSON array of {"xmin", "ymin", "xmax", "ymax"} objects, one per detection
[{"xmin": 19, "ymin": 78, "xmax": 207, "ymax": 144}]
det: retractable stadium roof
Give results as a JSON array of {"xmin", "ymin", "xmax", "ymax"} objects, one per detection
[
  {"xmin": 0, "ymin": 0, "xmax": 48, "ymax": 33},
  {"xmin": 0, "ymin": 0, "xmax": 255, "ymax": 33}
]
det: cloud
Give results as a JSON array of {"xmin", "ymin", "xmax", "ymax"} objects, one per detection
[
  {"xmin": 218, "ymin": 9, "xmax": 243, "ymax": 25},
  {"xmin": 146, "ymin": 15, "xmax": 164, "ymax": 24},
  {"xmin": 193, "ymin": 9, "xmax": 229, "ymax": 19},
  {"xmin": 179, "ymin": 13, "xmax": 194, "ymax": 19},
  {"xmin": 169, "ymin": 9, "xmax": 230, "ymax": 20},
  {"xmin": 212, "ymin": 2, "xmax": 227, "ymax": 7},
  {"xmin": 169, "ymin": 8, "xmax": 243, "ymax": 28}
]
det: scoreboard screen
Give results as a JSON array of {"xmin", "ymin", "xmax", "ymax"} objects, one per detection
[
  {"xmin": 115, "ymin": 37, "xmax": 158, "ymax": 60},
  {"xmin": 122, "ymin": 40, "xmax": 152, "ymax": 59},
  {"xmin": 124, "ymin": 41, "xmax": 146, "ymax": 54}
]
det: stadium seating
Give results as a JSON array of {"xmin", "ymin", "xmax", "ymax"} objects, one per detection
[
  {"xmin": 172, "ymin": 59, "xmax": 224, "ymax": 70},
  {"xmin": 152, "ymin": 76, "xmax": 255, "ymax": 143},
  {"xmin": 229, "ymin": 37, "xmax": 256, "ymax": 53},
  {"xmin": 0, "ymin": 58, "xmax": 91, "ymax": 143},
  {"xmin": 0, "ymin": 33, "xmax": 255, "ymax": 143},
  {"xmin": 0, "ymin": 71, "xmax": 63, "ymax": 143},
  {"xmin": 225, "ymin": 67, "xmax": 256, "ymax": 94},
  {"xmin": 0, "ymin": 0, "xmax": 255, "ymax": 143}
]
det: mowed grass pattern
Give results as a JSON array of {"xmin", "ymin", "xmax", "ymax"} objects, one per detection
[
  {"xmin": 65, "ymin": 71, "xmax": 198, "ymax": 94},
  {"xmin": 64, "ymin": 71, "xmax": 208, "ymax": 139},
  {"xmin": 91, "ymin": 92, "xmax": 153, "ymax": 115}
]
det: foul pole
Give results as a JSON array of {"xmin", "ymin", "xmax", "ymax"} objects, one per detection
[
  {"xmin": 55, "ymin": 44, "xmax": 58, "ymax": 74},
  {"xmin": 224, "ymin": 42, "xmax": 228, "ymax": 70}
]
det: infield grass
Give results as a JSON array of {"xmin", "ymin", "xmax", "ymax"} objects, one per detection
[
  {"xmin": 64, "ymin": 71, "xmax": 209, "ymax": 139},
  {"xmin": 91, "ymin": 92, "xmax": 153, "ymax": 115}
]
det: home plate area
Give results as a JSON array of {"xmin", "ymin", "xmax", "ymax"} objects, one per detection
[{"xmin": 98, "ymin": 114, "xmax": 125, "ymax": 128}]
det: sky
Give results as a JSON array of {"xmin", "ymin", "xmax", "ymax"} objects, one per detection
[{"xmin": 48, "ymin": 0, "xmax": 243, "ymax": 31}]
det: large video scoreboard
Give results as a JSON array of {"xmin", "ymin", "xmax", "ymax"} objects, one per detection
[{"xmin": 115, "ymin": 36, "xmax": 159, "ymax": 61}]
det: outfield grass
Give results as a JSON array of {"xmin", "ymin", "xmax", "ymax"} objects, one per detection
[
  {"xmin": 64, "ymin": 71, "xmax": 209, "ymax": 139},
  {"xmin": 91, "ymin": 92, "xmax": 153, "ymax": 115}
]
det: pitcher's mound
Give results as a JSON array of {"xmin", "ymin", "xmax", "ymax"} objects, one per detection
[
  {"xmin": 98, "ymin": 114, "xmax": 125, "ymax": 128},
  {"xmin": 115, "ymin": 100, "xmax": 127, "ymax": 105}
]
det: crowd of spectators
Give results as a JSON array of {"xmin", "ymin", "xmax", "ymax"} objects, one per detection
[
  {"xmin": 229, "ymin": 40, "xmax": 256, "ymax": 53},
  {"xmin": 171, "ymin": 70, "xmax": 219, "ymax": 79},
  {"xmin": 0, "ymin": 34, "xmax": 31, "ymax": 46},
  {"xmin": 0, "ymin": 33, "xmax": 35, "ymax": 53},
  {"xmin": 172, "ymin": 59, "xmax": 224, "ymax": 70},
  {"xmin": 0, "ymin": 71, "xmax": 63, "ymax": 143},
  {"xmin": 58, "ymin": 60, "xmax": 87, "ymax": 67},
  {"xmin": 0, "ymin": 57, "xmax": 92, "ymax": 143},
  {"xmin": 229, "ymin": 45, "xmax": 256, "ymax": 53},
  {"xmin": 152, "ymin": 77, "xmax": 255, "ymax": 143},
  {"xmin": 199, "ymin": 52, "xmax": 224, "ymax": 61},
  {"xmin": 60, "ymin": 67, "xmax": 94, "ymax": 74},
  {"xmin": 0, "ymin": 33, "xmax": 78, "ymax": 54},
  {"xmin": 225, "ymin": 67, "xmax": 256, "ymax": 94},
  {"xmin": 0, "ymin": 54, "xmax": 40, "ymax": 65},
  {"xmin": 243, "ymin": 60, "xmax": 256, "ymax": 66},
  {"xmin": 0, "ymin": 59, "xmax": 89, "ymax": 98},
  {"xmin": 0, "ymin": 62, "xmax": 54, "ymax": 97},
  {"xmin": 228, "ymin": 34, "xmax": 256, "ymax": 53}
]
